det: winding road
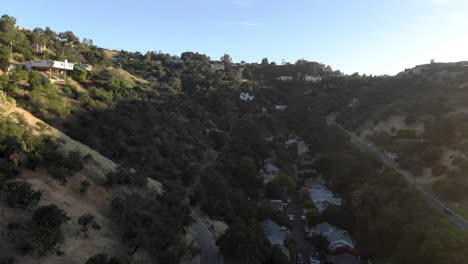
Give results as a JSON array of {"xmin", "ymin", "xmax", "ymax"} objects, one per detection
[
  {"xmin": 327, "ymin": 114, "xmax": 468, "ymax": 231},
  {"xmin": 190, "ymin": 208, "xmax": 224, "ymax": 264}
]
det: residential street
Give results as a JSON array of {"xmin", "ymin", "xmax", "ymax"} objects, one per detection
[
  {"xmin": 327, "ymin": 114, "xmax": 468, "ymax": 231},
  {"xmin": 287, "ymin": 191, "xmax": 316, "ymax": 263},
  {"xmin": 190, "ymin": 209, "xmax": 224, "ymax": 264}
]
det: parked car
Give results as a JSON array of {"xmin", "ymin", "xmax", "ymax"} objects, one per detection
[
  {"xmin": 304, "ymin": 226, "xmax": 309, "ymax": 233},
  {"xmin": 287, "ymin": 197, "xmax": 292, "ymax": 203},
  {"xmin": 289, "ymin": 215, "xmax": 294, "ymax": 221},
  {"xmin": 280, "ymin": 226, "xmax": 287, "ymax": 231},
  {"xmin": 301, "ymin": 215, "xmax": 306, "ymax": 221}
]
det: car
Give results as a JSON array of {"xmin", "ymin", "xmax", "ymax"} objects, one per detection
[
  {"xmin": 280, "ymin": 226, "xmax": 287, "ymax": 231},
  {"xmin": 301, "ymin": 215, "xmax": 306, "ymax": 221},
  {"xmin": 443, "ymin": 208, "xmax": 453, "ymax": 215},
  {"xmin": 304, "ymin": 227, "xmax": 309, "ymax": 233},
  {"xmin": 289, "ymin": 215, "xmax": 294, "ymax": 221},
  {"xmin": 287, "ymin": 197, "xmax": 292, "ymax": 203}
]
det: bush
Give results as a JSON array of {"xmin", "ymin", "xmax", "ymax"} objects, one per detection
[{"xmin": 4, "ymin": 181, "xmax": 41, "ymax": 209}]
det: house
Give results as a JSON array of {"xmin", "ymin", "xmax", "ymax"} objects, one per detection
[
  {"xmin": 14, "ymin": 24, "xmax": 31, "ymax": 32},
  {"xmin": 211, "ymin": 63, "xmax": 225, "ymax": 71},
  {"xmin": 264, "ymin": 161, "xmax": 280, "ymax": 176},
  {"xmin": 261, "ymin": 219, "xmax": 290, "ymax": 260},
  {"xmin": 172, "ymin": 57, "xmax": 184, "ymax": 64},
  {"xmin": 305, "ymin": 75, "xmax": 321, "ymax": 82},
  {"xmin": 240, "ymin": 92, "xmax": 254, "ymax": 101},
  {"xmin": 24, "ymin": 60, "xmax": 74, "ymax": 72},
  {"xmin": 31, "ymin": 43, "xmax": 47, "ymax": 54},
  {"xmin": 275, "ymin": 105, "xmax": 287, "ymax": 110},
  {"xmin": 285, "ymin": 138, "xmax": 309, "ymax": 156},
  {"xmin": 326, "ymin": 253, "xmax": 360, "ymax": 264},
  {"xmin": 317, "ymin": 222, "xmax": 355, "ymax": 253},
  {"xmin": 276, "ymin": 76, "xmax": 293, "ymax": 81},
  {"xmin": 146, "ymin": 76, "xmax": 158, "ymax": 82},
  {"xmin": 309, "ymin": 185, "xmax": 342, "ymax": 213}
]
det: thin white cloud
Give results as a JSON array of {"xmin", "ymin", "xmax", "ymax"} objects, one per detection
[{"xmin": 232, "ymin": 0, "xmax": 254, "ymax": 6}]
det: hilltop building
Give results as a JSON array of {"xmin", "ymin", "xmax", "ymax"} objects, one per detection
[{"xmin": 211, "ymin": 63, "xmax": 225, "ymax": 71}]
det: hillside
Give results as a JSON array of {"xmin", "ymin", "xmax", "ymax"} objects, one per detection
[{"xmin": 1, "ymin": 13, "xmax": 468, "ymax": 264}]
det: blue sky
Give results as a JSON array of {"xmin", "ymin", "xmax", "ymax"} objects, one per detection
[{"xmin": 2, "ymin": 0, "xmax": 468, "ymax": 75}]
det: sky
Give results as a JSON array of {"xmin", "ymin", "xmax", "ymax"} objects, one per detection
[{"xmin": 2, "ymin": 0, "xmax": 468, "ymax": 75}]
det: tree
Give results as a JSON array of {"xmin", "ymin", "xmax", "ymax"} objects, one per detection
[
  {"xmin": 64, "ymin": 151, "xmax": 85, "ymax": 175},
  {"xmin": 33, "ymin": 226, "xmax": 64, "ymax": 256},
  {"xmin": 77, "ymin": 214, "xmax": 101, "ymax": 238},
  {"xmin": 85, "ymin": 253, "xmax": 125, "ymax": 264},
  {"xmin": 58, "ymin": 31, "xmax": 79, "ymax": 44},
  {"xmin": 80, "ymin": 180, "xmax": 91, "ymax": 197},
  {"xmin": 221, "ymin": 54, "xmax": 233, "ymax": 66},
  {"xmin": 0, "ymin": 15, "xmax": 17, "ymax": 43},
  {"xmin": 310, "ymin": 234, "xmax": 330, "ymax": 253},
  {"xmin": 33, "ymin": 204, "xmax": 70, "ymax": 228},
  {"xmin": 306, "ymin": 208, "xmax": 321, "ymax": 226},
  {"xmin": 0, "ymin": 45, "xmax": 11, "ymax": 71},
  {"xmin": 48, "ymin": 167, "xmax": 68, "ymax": 185},
  {"xmin": 33, "ymin": 27, "xmax": 45, "ymax": 36},
  {"xmin": 44, "ymin": 27, "xmax": 57, "ymax": 39},
  {"xmin": 4, "ymin": 181, "xmax": 41, "ymax": 209},
  {"xmin": 28, "ymin": 71, "xmax": 42, "ymax": 90},
  {"xmin": 217, "ymin": 223, "xmax": 270, "ymax": 264},
  {"xmin": 261, "ymin": 58, "xmax": 269, "ymax": 65}
]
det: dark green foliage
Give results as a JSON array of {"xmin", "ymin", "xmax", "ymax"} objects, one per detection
[
  {"xmin": 110, "ymin": 191, "xmax": 192, "ymax": 263},
  {"xmin": 85, "ymin": 254, "xmax": 126, "ymax": 264},
  {"xmin": 33, "ymin": 226, "xmax": 64, "ymax": 256},
  {"xmin": 80, "ymin": 180, "xmax": 90, "ymax": 196},
  {"xmin": 48, "ymin": 167, "xmax": 68, "ymax": 185},
  {"xmin": 217, "ymin": 223, "xmax": 270, "ymax": 264},
  {"xmin": 77, "ymin": 214, "xmax": 101, "ymax": 237},
  {"xmin": 0, "ymin": 45, "xmax": 11, "ymax": 71},
  {"xmin": 106, "ymin": 168, "xmax": 147, "ymax": 187},
  {"xmin": 0, "ymin": 257, "xmax": 15, "ymax": 264},
  {"xmin": 28, "ymin": 71, "xmax": 42, "ymax": 90},
  {"xmin": 33, "ymin": 204, "xmax": 70, "ymax": 228},
  {"xmin": 4, "ymin": 180, "xmax": 41, "ymax": 209}
]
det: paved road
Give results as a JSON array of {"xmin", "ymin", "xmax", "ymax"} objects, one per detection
[
  {"xmin": 327, "ymin": 114, "xmax": 468, "ymax": 230},
  {"xmin": 190, "ymin": 209, "xmax": 224, "ymax": 264},
  {"xmin": 287, "ymin": 192, "xmax": 317, "ymax": 264}
]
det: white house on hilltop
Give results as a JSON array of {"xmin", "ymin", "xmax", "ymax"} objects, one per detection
[
  {"xmin": 276, "ymin": 76, "xmax": 293, "ymax": 81},
  {"xmin": 305, "ymin": 75, "xmax": 321, "ymax": 82}
]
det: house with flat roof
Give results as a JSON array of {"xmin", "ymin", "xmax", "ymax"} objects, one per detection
[{"xmin": 317, "ymin": 222, "xmax": 355, "ymax": 253}]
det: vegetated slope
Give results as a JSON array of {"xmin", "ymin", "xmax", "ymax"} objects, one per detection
[
  {"xmin": 2, "ymin": 13, "xmax": 468, "ymax": 264},
  {"xmin": 335, "ymin": 62, "xmax": 468, "ymax": 217}
]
